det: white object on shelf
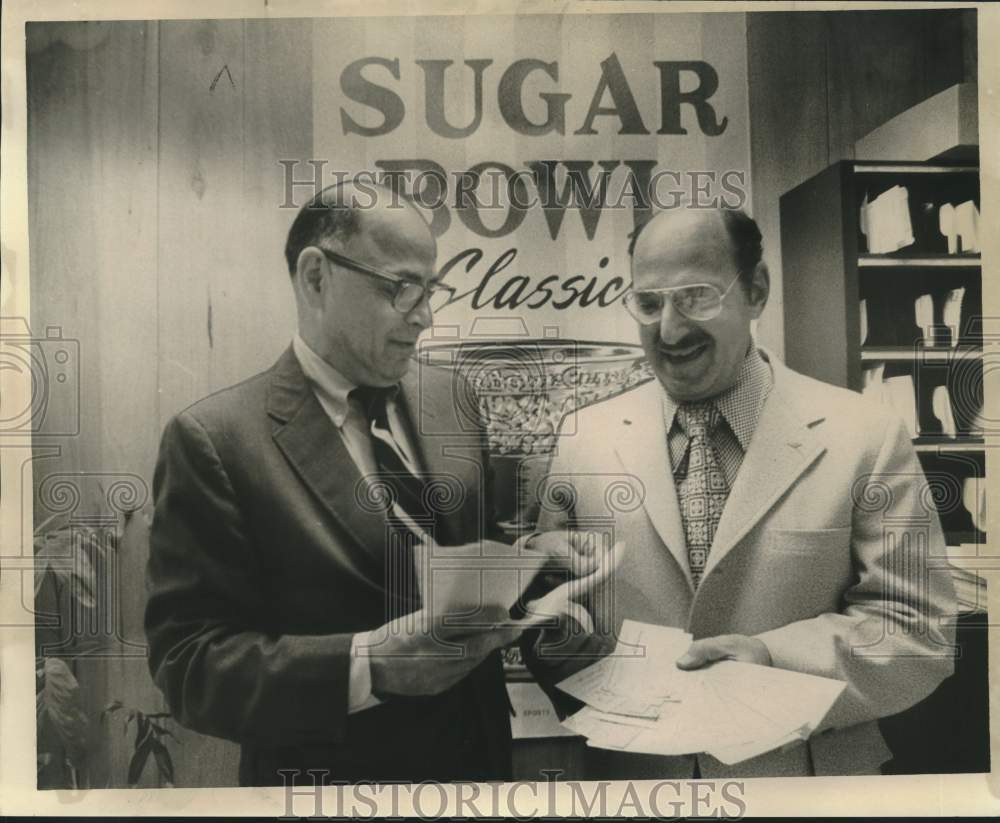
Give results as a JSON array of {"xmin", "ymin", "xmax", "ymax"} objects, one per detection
[
  {"xmin": 932, "ymin": 385, "xmax": 957, "ymax": 437},
  {"xmin": 861, "ymin": 185, "xmax": 914, "ymax": 254},
  {"xmin": 954, "ymin": 200, "xmax": 980, "ymax": 253},
  {"xmin": 914, "ymin": 293, "xmax": 934, "ymax": 346},
  {"xmin": 859, "ymin": 299, "xmax": 869, "ymax": 346},
  {"xmin": 939, "ymin": 203, "xmax": 957, "ymax": 254},
  {"xmin": 943, "ymin": 286, "xmax": 966, "ymax": 346}
]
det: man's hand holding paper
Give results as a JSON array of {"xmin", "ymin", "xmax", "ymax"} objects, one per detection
[
  {"xmin": 676, "ymin": 633, "xmax": 773, "ymax": 669},
  {"xmin": 515, "ymin": 532, "xmax": 623, "ymax": 633},
  {"xmin": 556, "ymin": 619, "xmax": 846, "ymax": 765}
]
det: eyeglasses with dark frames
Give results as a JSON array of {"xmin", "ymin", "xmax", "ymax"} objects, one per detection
[{"xmin": 316, "ymin": 247, "xmax": 456, "ymax": 314}]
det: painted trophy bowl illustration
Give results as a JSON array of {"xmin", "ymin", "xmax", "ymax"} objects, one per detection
[{"xmin": 418, "ymin": 338, "xmax": 653, "ymax": 530}]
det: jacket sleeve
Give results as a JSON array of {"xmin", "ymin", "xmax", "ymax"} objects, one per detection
[
  {"xmin": 517, "ymin": 440, "xmax": 615, "ymax": 718},
  {"xmin": 754, "ymin": 412, "xmax": 957, "ymax": 730},
  {"xmin": 144, "ymin": 411, "xmax": 355, "ymax": 748}
]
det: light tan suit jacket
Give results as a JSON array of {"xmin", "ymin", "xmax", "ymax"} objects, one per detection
[{"xmin": 527, "ymin": 349, "xmax": 956, "ymax": 778}]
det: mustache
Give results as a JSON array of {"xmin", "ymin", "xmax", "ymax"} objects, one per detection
[{"xmin": 657, "ymin": 334, "xmax": 710, "ymax": 350}]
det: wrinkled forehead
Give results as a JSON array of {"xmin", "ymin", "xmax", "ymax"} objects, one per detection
[{"xmin": 631, "ymin": 211, "xmax": 736, "ymax": 288}]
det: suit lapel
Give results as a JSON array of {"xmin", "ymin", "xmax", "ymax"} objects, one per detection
[
  {"xmin": 267, "ymin": 348, "xmax": 389, "ymax": 573},
  {"xmin": 613, "ymin": 381, "xmax": 693, "ymax": 589},
  {"xmin": 704, "ymin": 364, "xmax": 827, "ymax": 577}
]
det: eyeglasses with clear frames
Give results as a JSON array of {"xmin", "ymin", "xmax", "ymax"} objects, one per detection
[
  {"xmin": 316, "ymin": 247, "xmax": 456, "ymax": 314},
  {"xmin": 622, "ymin": 273, "xmax": 742, "ymax": 324}
]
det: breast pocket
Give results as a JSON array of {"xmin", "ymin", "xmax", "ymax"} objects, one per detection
[
  {"xmin": 753, "ymin": 527, "xmax": 854, "ymax": 615},
  {"xmin": 765, "ymin": 527, "xmax": 852, "ymax": 557}
]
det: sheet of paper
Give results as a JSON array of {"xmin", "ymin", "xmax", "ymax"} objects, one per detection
[
  {"xmin": 557, "ymin": 619, "xmax": 848, "ymax": 764},
  {"xmin": 708, "ymin": 730, "xmax": 807, "ymax": 765},
  {"xmin": 557, "ymin": 619, "xmax": 692, "ymax": 713},
  {"xmin": 559, "ymin": 656, "xmax": 681, "ymax": 719},
  {"xmin": 562, "ymin": 706, "xmax": 656, "ymax": 750},
  {"xmin": 706, "ymin": 660, "xmax": 846, "ymax": 733},
  {"xmin": 507, "ymin": 682, "xmax": 578, "ymax": 739},
  {"xmin": 409, "ymin": 529, "xmax": 550, "ymax": 623}
]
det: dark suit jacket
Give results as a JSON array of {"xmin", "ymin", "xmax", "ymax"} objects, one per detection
[{"xmin": 145, "ymin": 347, "xmax": 513, "ymax": 785}]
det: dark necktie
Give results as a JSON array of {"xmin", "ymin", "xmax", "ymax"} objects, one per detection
[
  {"xmin": 351, "ymin": 385, "xmax": 427, "ymax": 614},
  {"xmin": 676, "ymin": 402, "xmax": 729, "ymax": 588},
  {"xmin": 352, "ymin": 386, "xmax": 429, "ymax": 525}
]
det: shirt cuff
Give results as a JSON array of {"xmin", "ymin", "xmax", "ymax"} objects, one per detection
[{"xmin": 348, "ymin": 631, "xmax": 383, "ymax": 714}]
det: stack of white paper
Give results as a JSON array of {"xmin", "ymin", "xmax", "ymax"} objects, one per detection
[
  {"xmin": 860, "ymin": 186, "xmax": 914, "ymax": 254},
  {"xmin": 558, "ymin": 620, "xmax": 846, "ymax": 765}
]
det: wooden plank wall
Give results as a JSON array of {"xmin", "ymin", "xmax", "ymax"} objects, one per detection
[
  {"xmin": 747, "ymin": 9, "xmax": 976, "ymax": 359},
  {"xmin": 27, "ymin": 20, "xmax": 163, "ymax": 790},
  {"xmin": 28, "ymin": 19, "xmax": 310, "ymax": 789}
]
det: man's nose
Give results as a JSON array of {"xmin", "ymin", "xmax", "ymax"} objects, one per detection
[
  {"xmin": 657, "ymin": 297, "xmax": 688, "ymax": 343},
  {"xmin": 406, "ymin": 295, "xmax": 434, "ymax": 330}
]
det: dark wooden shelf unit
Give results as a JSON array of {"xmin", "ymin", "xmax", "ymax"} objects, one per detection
[{"xmin": 779, "ymin": 159, "xmax": 988, "ymax": 775}]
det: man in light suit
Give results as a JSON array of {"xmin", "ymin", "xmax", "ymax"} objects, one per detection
[
  {"xmin": 524, "ymin": 206, "xmax": 956, "ymax": 778},
  {"xmin": 145, "ymin": 183, "xmax": 524, "ymax": 785}
]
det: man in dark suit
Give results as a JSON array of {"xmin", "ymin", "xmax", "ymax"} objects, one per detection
[{"xmin": 144, "ymin": 183, "xmax": 523, "ymax": 785}]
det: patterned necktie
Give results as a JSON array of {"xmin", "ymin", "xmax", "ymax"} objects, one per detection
[
  {"xmin": 676, "ymin": 402, "xmax": 729, "ymax": 588},
  {"xmin": 351, "ymin": 385, "xmax": 427, "ymax": 614}
]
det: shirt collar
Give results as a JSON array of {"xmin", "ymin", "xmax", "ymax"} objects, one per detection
[
  {"xmin": 292, "ymin": 334, "xmax": 357, "ymax": 428},
  {"xmin": 661, "ymin": 344, "xmax": 774, "ymax": 450}
]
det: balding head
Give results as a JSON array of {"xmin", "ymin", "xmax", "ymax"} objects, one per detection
[
  {"xmin": 630, "ymin": 207, "xmax": 763, "ymax": 294},
  {"xmin": 285, "ymin": 182, "xmax": 433, "ymax": 276},
  {"xmin": 287, "ymin": 181, "xmax": 439, "ymax": 387}
]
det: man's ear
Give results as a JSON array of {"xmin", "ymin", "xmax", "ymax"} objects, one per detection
[
  {"xmin": 295, "ymin": 247, "xmax": 326, "ymax": 305},
  {"xmin": 748, "ymin": 261, "xmax": 770, "ymax": 317}
]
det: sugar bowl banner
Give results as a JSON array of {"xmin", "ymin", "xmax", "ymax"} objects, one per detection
[{"xmin": 310, "ymin": 12, "xmax": 750, "ymax": 531}]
